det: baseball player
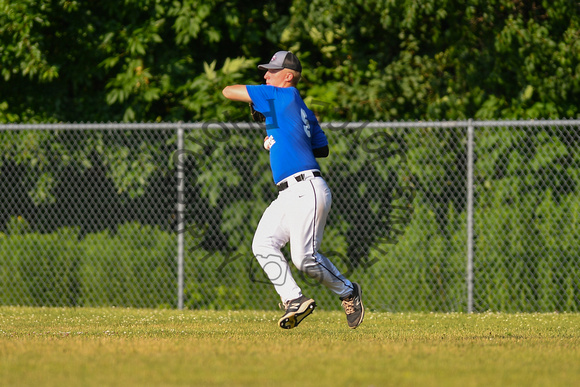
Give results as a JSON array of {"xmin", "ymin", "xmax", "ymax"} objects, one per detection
[{"xmin": 222, "ymin": 51, "xmax": 364, "ymax": 329}]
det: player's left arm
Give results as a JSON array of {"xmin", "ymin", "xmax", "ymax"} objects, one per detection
[
  {"xmin": 222, "ymin": 85, "xmax": 252, "ymax": 103},
  {"xmin": 310, "ymin": 115, "xmax": 329, "ymax": 158},
  {"xmin": 313, "ymin": 145, "xmax": 329, "ymax": 158}
]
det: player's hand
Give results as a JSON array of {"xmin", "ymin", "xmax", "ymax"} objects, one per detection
[{"xmin": 263, "ymin": 135, "xmax": 275, "ymax": 151}]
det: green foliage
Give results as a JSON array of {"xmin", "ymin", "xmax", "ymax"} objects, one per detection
[
  {"xmin": 79, "ymin": 223, "xmax": 176, "ymax": 308},
  {"xmin": 179, "ymin": 57, "xmax": 260, "ymax": 121},
  {"xmin": 0, "ymin": 0, "xmax": 59, "ymax": 82},
  {"xmin": 1, "ymin": 1, "xmax": 578, "ymax": 123},
  {"xmin": 1, "ymin": 0, "xmax": 578, "ymax": 211},
  {"xmin": 475, "ymin": 190, "xmax": 580, "ymax": 312},
  {"xmin": 0, "ymin": 0, "xmax": 288, "ymax": 123},
  {"xmin": 1, "ymin": 1, "xmax": 579, "ymax": 312},
  {"xmin": 0, "ymin": 223, "xmax": 176, "ymax": 308},
  {"xmin": 0, "ymin": 226, "xmax": 81, "ymax": 306},
  {"xmin": 281, "ymin": 0, "xmax": 580, "ymax": 121},
  {"xmin": 0, "ymin": 129, "xmax": 172, "ymax": 213}
]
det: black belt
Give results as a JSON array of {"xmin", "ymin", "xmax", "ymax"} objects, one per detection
[{"xmin": 277, "ymin": 171, "xmax": 322, "ymax": 192}]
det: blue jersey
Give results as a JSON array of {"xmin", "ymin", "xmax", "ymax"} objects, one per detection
[{"xmin": 246, "ymin": 85, "xmax": 328, "ymax": 184}]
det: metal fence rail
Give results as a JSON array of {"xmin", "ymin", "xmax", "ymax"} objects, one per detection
[{"xmin": 1, "ymin": 120, "xmax": 579, "ymax": 312}]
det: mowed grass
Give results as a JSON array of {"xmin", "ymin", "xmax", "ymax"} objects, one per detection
[{"xmin": 1, "ymin": 307, "xmax": 579, "ymax": 387}]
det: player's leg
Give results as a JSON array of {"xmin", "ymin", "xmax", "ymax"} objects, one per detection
[
  {"xmin": 288, "ymin": 177, "xmax": 365, "ymax": 328},
  {"xmin": 288, "ymin": 177, "xmax": 353, "ymax": 298},
  {"xmin": 253, "ymin": 194, "xmax": 317, "ymax": 329},
  {"xmin": 252, "ymin": 197, "xmax": 302, "ymax": 302}
]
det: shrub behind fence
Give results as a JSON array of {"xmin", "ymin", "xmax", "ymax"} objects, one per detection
[{"xmin": 0, "ymin": 120, "xmax": 578, "ymax": 312}]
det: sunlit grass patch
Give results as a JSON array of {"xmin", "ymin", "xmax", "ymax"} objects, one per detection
[{"xmin": 1, "ymin": 307, "xmax": 578, "ymax": 386}]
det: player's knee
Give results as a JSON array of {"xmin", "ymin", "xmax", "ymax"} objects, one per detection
[
  {"xmin": 295, "ymin": 255, "xmax": 320, "ymax": 277},
  {"xmin": 252, "ymin": 234, "xmax": 276, "ymax": 257},
  {"xmin": 251, "ymin": 237, "xmax": 263, "ymax": 256}
]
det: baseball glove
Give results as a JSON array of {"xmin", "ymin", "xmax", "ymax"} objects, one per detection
[{"xmin": 249, "ymin": 103, "xmax": 265, "ymax": 123}]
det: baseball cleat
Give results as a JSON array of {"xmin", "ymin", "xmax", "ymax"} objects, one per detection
[
  {"xmin": 278, "ymin": 296, "xmax": 316, "ymax": 329},
  {"xmin": 341, "ymin": 282, "xmax": 365, "ymax": 329}
]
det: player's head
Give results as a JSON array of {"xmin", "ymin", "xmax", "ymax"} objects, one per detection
[{"xmin": 258, "ymin": 51, "xmax": 302, "ymax": 87}]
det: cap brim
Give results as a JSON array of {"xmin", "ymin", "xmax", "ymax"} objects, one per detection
[{"xmin": 258, "ymin": 64, "xmax": 285, "ymax": 70}]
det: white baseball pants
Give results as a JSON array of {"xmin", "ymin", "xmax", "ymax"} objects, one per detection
[{"xmin": 252, "ymin": 170, "xmax": 354, "ymax": 303}]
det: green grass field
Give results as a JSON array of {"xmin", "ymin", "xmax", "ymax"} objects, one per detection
[{"xmin": 1, "ymin": 307, "xmax": 579, "ymax": 387}]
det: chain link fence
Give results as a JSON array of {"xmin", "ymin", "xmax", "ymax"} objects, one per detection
[{"xmin": 0, "ymin": 120, "xmax": 578, "ymax": 312}]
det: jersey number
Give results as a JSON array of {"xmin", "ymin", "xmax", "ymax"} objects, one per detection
[{"xmin": 301, "ymin": 109, "xmax": 311, "ymax": 138}]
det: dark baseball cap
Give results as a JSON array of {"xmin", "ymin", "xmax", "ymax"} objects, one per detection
[{"xmin": 258, "ymin": 51, "xmax": 302, "ymax": 72}]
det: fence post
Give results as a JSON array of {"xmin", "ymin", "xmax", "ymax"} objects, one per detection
[
  {"xmin": 176, "ymin": 124, "xmax": 185, "ymax": 310},
  {"xmin": 466, "ymin": 119, "xmax": 474, "ymax": 313}
]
